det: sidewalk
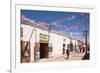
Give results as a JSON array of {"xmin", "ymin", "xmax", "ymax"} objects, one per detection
[
  {"xmin": 38, "ymin": 52, "xmax": 85, "ymax": 62},
  {"xmin": 68, "ymin": 52, "xmax": 85, "ymax": 60}
]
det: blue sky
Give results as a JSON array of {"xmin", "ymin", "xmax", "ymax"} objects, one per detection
[{"xmin": 21, "ymin": 10, "xmax": 90, "ymax": 42}]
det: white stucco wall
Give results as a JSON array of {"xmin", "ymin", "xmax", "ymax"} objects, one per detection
[
  {"xmin": 21, "ymin": 24, "xmax": 76, "ymax": 61},
  {"xmin": 21, "ymin": 24, "xmax": 36, "ymax": 62},
  {"xmin": 65, "ymin": 37, "xmax": 70, "ymax": 49},
  {"xmin": 50, "ymin": 33, "xmax": 63, "ymax": 56},
  {"xmin": 72, "ymin": 39, "xmax": 78, "ymax": 46}
]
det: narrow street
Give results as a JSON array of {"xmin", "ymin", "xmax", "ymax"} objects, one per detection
[{"xmin": 38, "ymin": 52, "xmax": 85, "ymax": 62}]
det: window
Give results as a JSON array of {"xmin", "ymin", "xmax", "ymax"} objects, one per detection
[{"xmin": 21, "ymin": 27, "xmax": 23, "ymax": 37}]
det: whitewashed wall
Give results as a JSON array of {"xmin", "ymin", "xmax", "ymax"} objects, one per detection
[
  {"xmin": 50, "ymin": 33, "xmax": 63, "ymax": 56},
  {"xmin": 21, "ymin": 24, "xmax": 35, "ymax": 62},
  {"xmin": 72, "ymin": 39, "xmax": 78, "ymax": 46},
  {"xmin": 21, "ymin": 24, "xmax": 77, "ymax": 61},
  {"xmin": 65, "ymin": 37, "xmax": 70, "ymax": 49}
]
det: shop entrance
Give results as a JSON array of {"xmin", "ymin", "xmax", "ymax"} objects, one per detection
[
  {"xmin": 40, "ymin": 43, "xmax": 48, "ymax": 59},
  {"xmin": 40, "ymin": 33, "xmax": 49, "ymax": 59}
]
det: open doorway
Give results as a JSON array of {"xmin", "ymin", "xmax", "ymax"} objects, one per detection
[{"xmin": 40, "ymin": 43, "xmax": 48, "ymax": 59}]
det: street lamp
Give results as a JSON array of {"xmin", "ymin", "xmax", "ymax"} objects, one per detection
[
  {"xmin": 83, "ymin": 31, "xmax": 88, "ymax": 54},
  {"xmin": 69, "ymin": 32, "xmax": 73, "ymax": 52}
]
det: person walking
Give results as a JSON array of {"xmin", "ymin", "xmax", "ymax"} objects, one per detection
[{"xmin": 66, "ymin": 48, "xmax": 70, "ymax": 59}]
